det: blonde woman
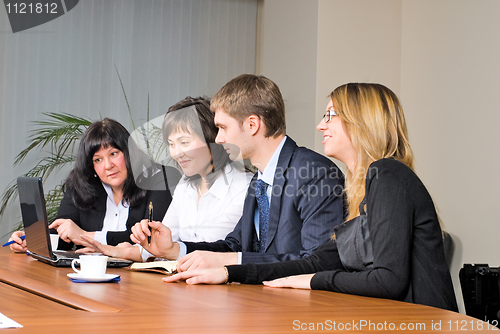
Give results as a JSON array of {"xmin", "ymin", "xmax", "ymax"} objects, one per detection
[{"xmin": 164, "ymin": 83, "xmax": 458, "ymax": 312}]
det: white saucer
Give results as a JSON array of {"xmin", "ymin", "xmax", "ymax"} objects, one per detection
[{"xmin": 67, "ymin": 273, "xmax": 119, "ymax": 282}]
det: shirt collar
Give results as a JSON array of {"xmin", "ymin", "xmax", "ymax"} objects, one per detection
[
  {"xmin": 206, "ymin": 163, "xmax": 235, "ymax": 200},
  {"xmin": 258, "ymin": 136, "xmax": 287, "ymax": 186},
  {"xmin": 101, "ymin": 182, "xmax": 129, "ymax": 208}
]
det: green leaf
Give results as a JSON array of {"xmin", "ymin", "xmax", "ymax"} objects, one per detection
[
  {"xmin": 14, "ymin": 113, "xmax": 91, "ymax": 166},
  {"xmin": 1, "ymin": 113, "xmax": 89, "ymax": 220}
]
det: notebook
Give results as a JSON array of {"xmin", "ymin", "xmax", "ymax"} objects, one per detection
[{"xmin": 17, "ymin": 177, "xmax": 132, "ymax": 267}]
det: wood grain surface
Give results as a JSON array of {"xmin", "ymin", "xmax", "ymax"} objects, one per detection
[{"xmin": 0, "ymin": 249, "xmax": 492, "ymax": 333}]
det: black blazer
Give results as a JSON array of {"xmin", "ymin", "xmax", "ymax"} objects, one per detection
[
  {"xmin": 185, "ymin": 137, "xmax": 345, "ymax": 264},
  {"xmin": 55, "ymin": 167, "xmax": 180, "ymax": 249}
]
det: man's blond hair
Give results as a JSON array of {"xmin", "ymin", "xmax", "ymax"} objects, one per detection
[{"xmin": 211, "ymin": 74, "xmax": 286, "ymax": 138}]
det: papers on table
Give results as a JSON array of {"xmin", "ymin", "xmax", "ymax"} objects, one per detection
[{"xmin": 0, "ymin": 312, "xmax": 22, "ymax": 328}]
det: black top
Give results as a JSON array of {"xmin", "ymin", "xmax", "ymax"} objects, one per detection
[{"xmin": 227, "ymin": 158, "xmax": 458, "ymax": 311}]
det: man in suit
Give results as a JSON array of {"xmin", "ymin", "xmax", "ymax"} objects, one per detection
[{"xmin": 133, "ymin": 74, "xmax": 344, "ymax": 271}]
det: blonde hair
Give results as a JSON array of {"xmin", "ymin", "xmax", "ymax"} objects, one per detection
[{"xmin": 331, "ymin": 83, "xmax": 414, "ymax": 220}]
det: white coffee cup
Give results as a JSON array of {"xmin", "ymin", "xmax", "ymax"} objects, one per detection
[
  {"xmin": 71, "ymin": 254, "xmax": 108, "ymax": 277},
  {"xmin": 49, "ymin": 233, "xmax": 59, "ymax": 251}
]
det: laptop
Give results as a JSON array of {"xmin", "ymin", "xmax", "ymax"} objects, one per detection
[{"xmin": 17, "ymin": 177, "xmax": 132, "ymax": 267}]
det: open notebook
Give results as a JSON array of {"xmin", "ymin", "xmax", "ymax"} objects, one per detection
[{"xmin": 17, "ymin": 177, "xmax": 132, "ymax": 267}]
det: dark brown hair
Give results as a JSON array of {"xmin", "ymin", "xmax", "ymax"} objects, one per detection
[{"xmin": 64, "ymin": 118, "xmax": 146, "ymax": 209}]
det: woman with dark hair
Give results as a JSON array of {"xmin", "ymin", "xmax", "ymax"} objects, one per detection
[
  {"xmin": 78, "ymin": 97, "xmax": 252, "ymax": 261},
  {"xmin": 163, "ymin": 84, "xmax": 458, "ymax": 312},
  {"xmin": 163, "ymin": 97, "xmax": 232, "ymax": 193},
  {"xmin": 9, "ymin": 118, "xmax": 178, "ymax": 252}
]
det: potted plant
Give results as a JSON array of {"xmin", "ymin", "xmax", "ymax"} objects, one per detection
[{"xmin": 0, "ymin": 72, "xmax": 173, "ymax": 233}]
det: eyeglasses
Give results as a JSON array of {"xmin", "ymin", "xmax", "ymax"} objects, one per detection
[{"xmin": 323, "ymin": 109, "xmax": 338, "ymax": 123}]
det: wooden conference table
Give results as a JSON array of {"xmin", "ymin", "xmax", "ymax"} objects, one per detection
[{"xmin": 0, "ymin": 249, "xmax": 491, "ymax": 333}]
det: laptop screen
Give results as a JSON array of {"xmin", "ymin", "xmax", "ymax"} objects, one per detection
[{"xmin": 17, "ymin": 177, "xmax": 54, "ymax": 259}]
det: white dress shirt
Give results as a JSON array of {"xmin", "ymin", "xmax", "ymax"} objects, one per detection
[
  {"xmin": 141, "ymin": 162, "xmax": 252, "ymax": 261},
  {"xmin": 94, "ymin": 182, "xmax": 130, "ymax": 245}
]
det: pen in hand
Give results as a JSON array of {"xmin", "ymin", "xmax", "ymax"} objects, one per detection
[
  {"xmin": 148, "ymin": 202, "xmax": 153, "ymax": 245},
  {"xmin": 2, "ymin": 235, "xmax": 25, "ymax": 247}
]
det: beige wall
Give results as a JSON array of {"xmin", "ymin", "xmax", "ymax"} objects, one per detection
[
  {"xmin": 259, "ymin": 0, "xmax": 319, "ymax": 149},
  {"xmin": 315, "ymin": 0, "xmax": 403, "ymax": 168},
  {"xmin": 401, "ymin": 0, "xmax": 500, "ymax": 312},
  {"xmin": 260, "ymin": 0, "xmax": 500, "ymax": 313}
]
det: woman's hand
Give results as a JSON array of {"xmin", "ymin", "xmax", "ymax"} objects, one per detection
[
  {"xmin": 263, "ymin": 273, "xmax": 314, "ymax": 290},
  {"xmin": 162, "ymin": 267, "xmax": 228, "ymax": 285},
  {"xmin": 76, "ymin": 235, "xmax": 114, "ymax": 255},
  {"xmin": 48, "ymin": 219, "xmax": 95, "ymax": 244},
  {"xmin": 131, "ymin": 219, "xmax": 180, "ymax": 260},
  {"xmin": 8, "ymin": 231, "xmax": 27, "ymax": 253},
  {"xmin": 76, "ymin": 236, "xmax": 142, "ymax": 262}
]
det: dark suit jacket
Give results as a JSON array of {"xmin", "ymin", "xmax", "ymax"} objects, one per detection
[
  {"xmin": 55, "ymin": 167, "xmax": 180, "ymax": 249},
  {"xmin": 185, "ymin": 137, "xmax": 344, "ymax": 264}
]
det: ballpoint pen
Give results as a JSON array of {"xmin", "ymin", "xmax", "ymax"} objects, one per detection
[
  {"xmin": 2, "ymin": 235, "xmax": 25, "ymax": 247},
  {"xmin": 148, "ymin": 202, "xmax": 153, "ymax": 245}
]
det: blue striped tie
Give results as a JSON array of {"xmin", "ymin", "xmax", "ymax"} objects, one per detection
[{"xmin": 255, "ymin": 179, "xmax": 270, "ymax": 252}]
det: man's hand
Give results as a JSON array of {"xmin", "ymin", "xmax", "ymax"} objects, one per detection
[
  {"xmin": 8, "ymin": 231, "xmax": 27, "ymax": 253},
  {"xmin": 177, "ymin": 251, "xmax": 238, "ymax": 272},
  {"xmin": 48, "ymin": 219, "xmax": 95, "ymax": 244},
  {"xmin": 162, "ymin": 267, "xmax": 228, "ymax": 285},
  {"xmin": 131, "ymin": 219, "xmax": 180, "ymax": 260},
  {"xmin": 263, "ymin": 273, "xmax": 314, "ymax": 290}
]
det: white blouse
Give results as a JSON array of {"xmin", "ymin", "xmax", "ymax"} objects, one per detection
[
  {"xmin": 94, "ymin": 182, "xmax": 130, "ymax": 245},
  {"xmin": 166, "ymin": 162, "xmax": 252, "ymax": 242},
  {"xmin": 140, "ymin": 162, "xmax": 252, "ymax": 261}
]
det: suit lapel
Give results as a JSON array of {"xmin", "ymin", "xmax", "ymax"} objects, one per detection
[{"xmin": 263, "ymin": 137, "xmax": 297, "ymax": 251}]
